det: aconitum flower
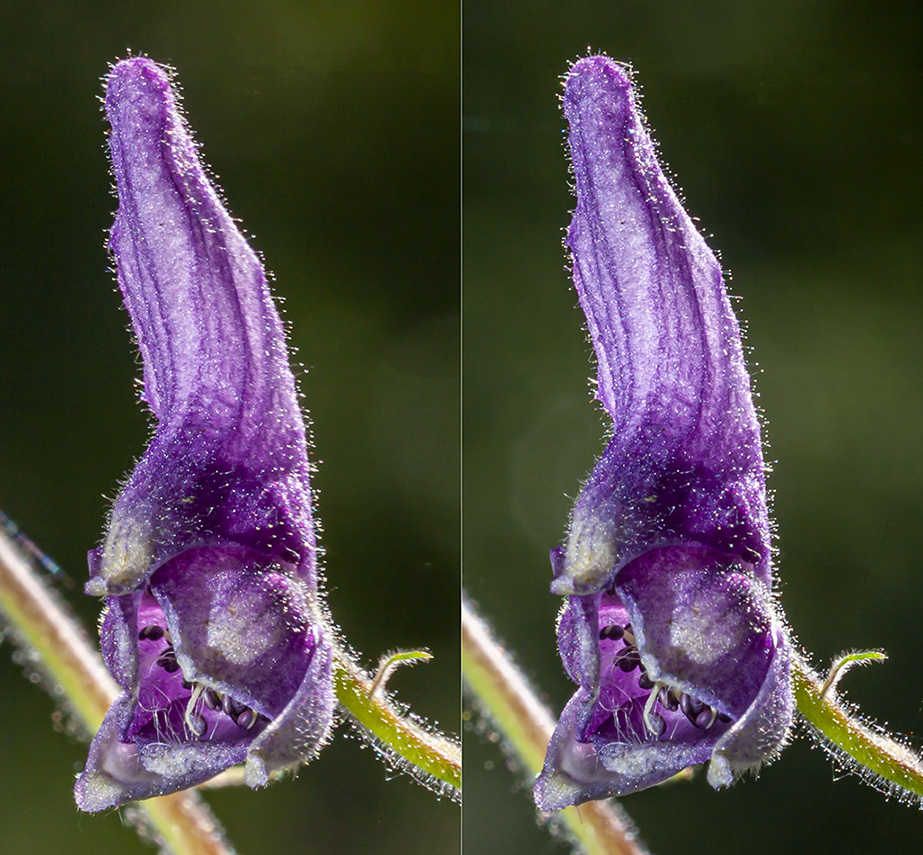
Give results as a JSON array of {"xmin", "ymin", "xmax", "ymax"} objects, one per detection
[
  {"xmin": 75, "ymin": 58, "xmax": 335, "ymax": 811},
  {"xmin": 533, "ymin": 56, "xmax": 792, "ymax": 810}
]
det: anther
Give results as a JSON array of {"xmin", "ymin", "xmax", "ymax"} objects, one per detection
[
  {"xmin": 616, "ymin": 649, "xmax": 640, "ymax": 672},
  {"xmin": 138, "ymin": 624, "xmax": 165, "ymax": 641},
  {"xmin": 599, "ymin": 624, "xmax": 624, "ymax": 641},
  {"xmin": 681, "ymin": 694, "xmax": 707, "ymax": 727},
  {"xmin": 647, "ymin": 711, "xmax": 666, "ymax": 736},
  {"xmin": 236, "ymin": 708, "xmax": 259, "ymax": 730},
  {"xmin": 188, "ymin": 713, "xmax": 207, "ymax": 738},
  {"xmin": 222, "ymin": 695, "xmax": 244, "ymax": 720},
  {"xmin": 696, "ymin": 708, "xmax": 717, "ymax": 730},
  {"xmin": 203, "ymin": 688, "xmax": 222, "ymax": 711},
  {"xmin": 643, "ymin": 682, "xmax": 666, "ymax": 737},
  {"xmin": 158, "ymin": 657, "xmax": 181, "ymax": 673}
]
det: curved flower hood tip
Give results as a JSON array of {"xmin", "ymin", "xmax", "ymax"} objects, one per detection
[
  {"xmin": 75, "ymin": 57, "xmax": 335, "ymax": 812},
  {"xmin": 533, "ymin": 56, "xmax": 792, "ymax": 811}
]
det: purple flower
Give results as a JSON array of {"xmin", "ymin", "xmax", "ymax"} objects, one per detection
[
  {"xmin": 533, "ymin": 57, "xmax": 792, "ymax": 811},
  {"xmin": 75, "ymin": 58, "xmax": 335, "ymax": 812}
]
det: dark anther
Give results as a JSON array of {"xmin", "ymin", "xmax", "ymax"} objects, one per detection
[
  {"xmin": 222, "ymin": 695, "xmax": 245, "ymax": 720},
  {"xmin": 599, "ymin": 624, "xmax": 624, "ymax": 641},
  {"xmin": 638, "ymin": 671, "xmax": 655, "ymax": 691},
  {"xmin": 203, "ymin": 688, "xmax": 222, "ymax": 711},
  {"xmin": 659, "ymin": 687, "xmax": 680, "ymax": 711},
  {"xmin": 647, "ymin": 711, "xmax": 666, "ymax": 737},
  {"xmin": 717, "ymin": 711, "xmax": 732, "ymax": 723},
  {"xmin": 138, "ymin": 624, "xmax": 165, "ymax": 641},
  {"xmin": 181, "ymin": 680, "xmax": 193, "ymax": 690},
  {"xmin": 695, "ymin": 708, "xmax": 716, "ymax": 730},
  {"xmin": 616, "ymin": 649, "xmax": 640, "ymax": 672},
  {"xmin": 188, "ymin": 713, "xmax": 207, "ymax": 738},
  {"xmin": 236, "ymin": 708, "xmax": 259, "ymax": 730},
  {"xmin": 681, "ymin": 694, "xmax": 708, "ymax": 726},
  {"xmin": 158, "ymin": 657, "xmax": 181, "ymax": 673}
]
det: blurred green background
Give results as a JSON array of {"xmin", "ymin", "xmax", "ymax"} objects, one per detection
[
  {"xmin": 0, "ymin": 3, "xmax": 458, "ymax": 854},
  {"xmin": 464, "ymin": 2, "xmax": 922, "ymax": 854}
]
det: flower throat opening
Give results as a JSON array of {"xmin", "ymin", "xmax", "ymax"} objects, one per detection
[{"xmin": 134, "ymin": 609, "xmax": 270, "ymax": 745}]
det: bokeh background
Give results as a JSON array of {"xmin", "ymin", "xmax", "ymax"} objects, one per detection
[
  {"xmin": 0, "ymin": 3, "xmax": 458, "ymax": 854},
  {"xmin": 464, "ymin": 2, "xmax": 922, "ymax": 854}
]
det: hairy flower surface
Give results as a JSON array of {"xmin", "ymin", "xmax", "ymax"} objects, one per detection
[
  {"xmin": 75, "ymin": 57, "xmax": 335, "ymax": 812},
  {"xmin": 533, "ymin": 56, "xmax": 792, "ymax": 811}
]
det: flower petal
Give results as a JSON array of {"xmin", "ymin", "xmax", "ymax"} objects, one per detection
[
  {"xmin": 245, "ymin": 630, "xmax": 335, "ymax": 787},
  {"xmin": 553, "ymin": 56, "xmax": 769, "ymax": 598},
  {"xmin": 150, "ymin": 545, "xmax": 314, "ymax": 714},
  {"xmin": 74, "ymin": 695, "xmax": 249, "ymax": 812},
  {"xmin": 90, "ymin": 57, "xmax": 316, "ymax": 596},
  {"xmin": 536, "ymin": 56, "xmax": 793, "ymax": 809},
  {"xmin": 76, "ymin": 57, "xmax": 335, "ymax": 810},
  {"xmin": 534, "ymin": 687, "xmax": 716, "ymax": 810}
]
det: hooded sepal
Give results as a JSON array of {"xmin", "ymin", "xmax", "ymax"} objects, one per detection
[
  {"xmin": 536, "ymin": 56, "xmax": 792, "ymax": 809},
  {"xmin": 76, "ymin": 57, "xmax": 335, "ymax": 810}
]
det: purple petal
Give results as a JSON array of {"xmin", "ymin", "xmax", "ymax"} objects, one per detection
[
  {"xmin": 89, "ymin": 56, "xmax": 316, "ymax": 597},
  {"xmin": 75, "ymin": 695, "xmax": 251, "ymax": 812},
  {"xmin": 536, "ymin": 56, "xmax": 792, "ymax": 809},
  {"xmin": 552, "ymin": 56, "xmax": 770, "ymax": 599},
  {"xmin": 245, "ymin": 628, "xmax": 335, "ymax": 787},
  {"xmin": 76, "ymin": 58, "xmax": 335, "ymax": 810}
]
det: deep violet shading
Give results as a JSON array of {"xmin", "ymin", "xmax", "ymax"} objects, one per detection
[
  {"xmin": 533, "ymin": 56, "xmax": 792, "ymax": 811},
  {"xmin": 75, "ymin": 57, "xmax": 335, "ymax": 811}
]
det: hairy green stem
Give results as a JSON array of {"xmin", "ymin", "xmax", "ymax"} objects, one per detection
[
  {"xmin": 792, "ymin": 652, "xmax": 923, "ymax": 802},
  {"xmin": 462, "ymin": 598, "xmax": 644, "ymax": 855},
  {"xmin": 0, "ymin": 526, "xmax": 234, "ymax": 855},
  {"xmin": 334, "ymin": 655, "xmax": 461, "ymax": 800}
]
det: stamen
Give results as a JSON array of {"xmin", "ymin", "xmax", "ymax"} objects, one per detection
[
  {"xmin": 643, "ymin": 681, "xmax": 666, "ymax": 736},
  {"xmin": 138, "ymin": 624, "xmax": 165, "ymax": 641},
  {"xmin": 203, "ymin": 688, "xmax": 222, "ymax": 711},
  {"xmin": 700, "ymin": 707, "xmax": 719, "ymax": 730},
  {"xmin": 236, "ymin": 708, "xmax": 259, "ymax": 730},
  {"xmin": 680, "ymin": 694, "xmax": 706, "ymax": 726},
  {"xmin": 158, "ymin": 656, "xmax": 181, "ymax": 673},
  {"xmin": 616, "ymin": 648, "xmax": 640, "ymax": 672},
  {"xmin": 222, "ymin": 694, "xmax": 244, "ymax": 720},
  {"xmin": 184, "ymin": 684, "xmax": 204, "ymax": 734},
  {"xmin": 599, "ymin": 624, "xmax": 624, "ymax": 641},
  {"xmin": 188, "ymin": 713, "xmax": 207, "ymax": 738}
]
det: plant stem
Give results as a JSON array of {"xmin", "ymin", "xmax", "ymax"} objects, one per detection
[
  {"xmin": 0, "ymin": 527, "xmax": 234, "ymax": 855},
  {"xmin": 462, "ymin": 598, "xmax": 644, "ymax": 855},
  {"xmin": 334, "ymin": 655, "xmax": 461, "ymax": 800},
  {"xmin": 792, "ymin": 652, "xmax": 923, "ymax": 803}
]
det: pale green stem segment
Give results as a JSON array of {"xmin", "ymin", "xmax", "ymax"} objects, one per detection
[
  {"xmin": 0, "ymin": 528, "xmax": 234, "ymax": 855},
  {"xmin": 334, "ymin": 655, "xmax": 462, "ymax": 799},
  {"xmin": 792, "ymin": 652, "xmax": 923, "ymax": 802},
  {"xmin": 462, "ymin": 598, "xmax": 645, "ymax": 855}
]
